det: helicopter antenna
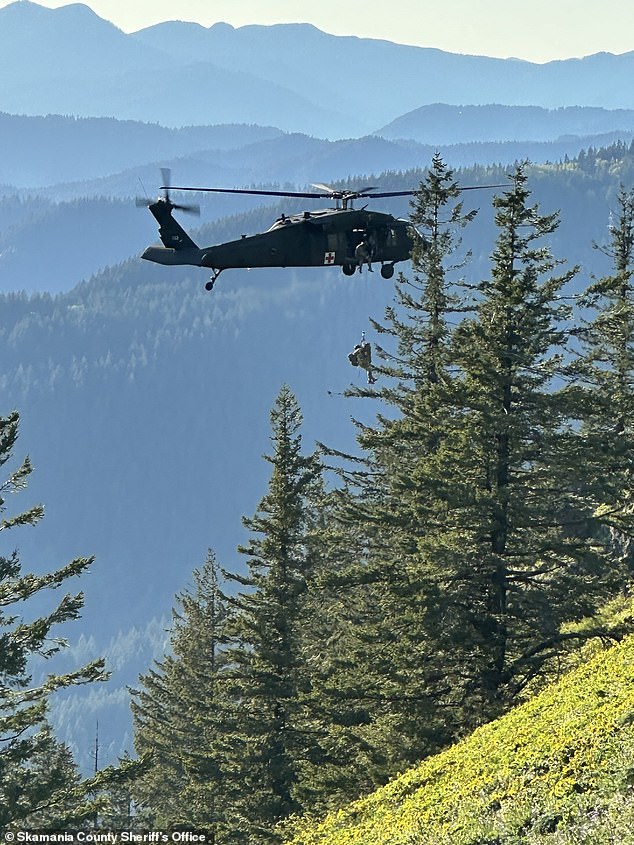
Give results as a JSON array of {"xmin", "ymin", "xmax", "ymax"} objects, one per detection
[{"xmin": 137, "ymin": 176, "xmax": 149, "ymax": 204}]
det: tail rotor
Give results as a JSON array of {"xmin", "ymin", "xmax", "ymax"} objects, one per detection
[{"xmin": 136, "ymin": 168, "xmax": 200, "ymax": 215}]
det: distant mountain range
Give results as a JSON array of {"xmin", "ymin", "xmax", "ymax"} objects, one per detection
[
  {"xmin": 3, "ymin": 1, "xmax": 634, "ymax": 138},
  {"xmin": 2, "ymin": 111, "xmax": 633, "ymax": 197},
  {"xmin": 0, "ymin": 114, "xmax": 283, "ymax": 188},
  {"xmin": 377, "ymin": 103, "xmax": 634, "ymax": 144}
]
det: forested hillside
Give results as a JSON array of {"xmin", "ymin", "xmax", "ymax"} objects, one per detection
[{"xmin": 3, "ymin": 5, "xmax": 634, "ymax": 830}]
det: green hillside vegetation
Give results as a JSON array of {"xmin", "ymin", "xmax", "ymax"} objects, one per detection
[{"xmin": 284, "ymin": 599, "xmax": 634, "ymax": 845}]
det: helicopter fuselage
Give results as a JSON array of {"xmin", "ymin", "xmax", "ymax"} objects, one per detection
[
  {"xmin": 141, "ymin": 200, "xmax": 416, "ymax": 284},
  {"xmin": 139, "ymin": 171, "xmax": 505, "ymax": 290}
]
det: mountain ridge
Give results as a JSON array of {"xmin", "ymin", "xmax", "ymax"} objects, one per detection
[
  {"xmin": 377, "ymin": 103, "xmax": 634, "ymax": 144},
  {"xmin": 3, "ymin": 110, "xmax": 633, "ymax": 201},
  {"xmin": 5, "ymin": 2, "xmax": 634, "ymax": 137}
]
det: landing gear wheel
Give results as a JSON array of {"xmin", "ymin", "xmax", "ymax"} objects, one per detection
[
  {"xmin": 381, "ymin": 263, "xmax": 395, "ymax": 279},
  {"xmin": 342, "ymin": 263, "xmax": 356, "ymax": 276},
  {"xmin": 205, "ymin": 270, "xmax": 221, "ymax": 292}
]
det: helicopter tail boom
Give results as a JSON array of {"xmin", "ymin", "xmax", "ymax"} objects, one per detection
[
  {"xmin": 140, "ymin": 197, "xmax": 205, "ymax": 267},
  {"xmin": 141, "ymin": 245, "xmax": 203, "ymax": 266}
]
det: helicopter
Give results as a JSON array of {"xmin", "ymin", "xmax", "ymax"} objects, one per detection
[{"xmin": 138, "ymin": 169, "xmax": 500, "ymax": 291}]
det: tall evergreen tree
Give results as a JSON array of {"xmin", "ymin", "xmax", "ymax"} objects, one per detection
[
  {"xmin": 0, "ymin": 409, "xmax": 141, "ymax": 830},
  {"xmin": 303, "ymin": 157, "xmax": 481, "ymax": 803},
  {"xmin": 312, "ymin": 162, "xmax": 626, "ymax": 804},
  {"xmin": 131, "ymin": 549, "xmax": 234, "ymax": 835},
  {"xmin": 222, "ymin": 385, "xmax": 322, "ymax": 842},
  {"xmin": 376, "ymin": 163, "xmax": 622, "ymax": 717},
  {"xmin": 442, "ymin": 164, "xmax": 590, "ymax": 714},
  {"xmin": 3, "ymin": 723, "xmax": 82, "ymax": 829},
  {"xmin": 361, "ymin": 163, "xmax": 619, "ymax": 723},
  {"xmin": 577, "ymin": 186, "xmax": 634, "ymax": 560},
  {"xmin": 391, "ymin": 150, "xmax": 478, "ymax": 385}
]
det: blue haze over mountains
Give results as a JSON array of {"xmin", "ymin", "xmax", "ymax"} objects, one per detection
[
  {"xmin": 4, "ymin": 0, "xmax": 634, "ymax": 136},
  {"xmin": 2, "ymin": 0, "xmax": 634, "ymax": 770}
]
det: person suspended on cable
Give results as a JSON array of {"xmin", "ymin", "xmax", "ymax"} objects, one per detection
[
  {"xmin": 348, "ymin": 333, "xmax": 377, "ymax": 384},
  {"xmin": 355, "ymin": 235, "xmax": 373, "ymax": 273}
]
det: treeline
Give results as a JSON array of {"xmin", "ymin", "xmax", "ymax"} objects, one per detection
[
  {"xmin": 0, "ymin": 112, "xmax": 283, "ymax": 188},
  {"xmin": 126, "ymin": 157, "xmax": 634, "ymax": 841}
]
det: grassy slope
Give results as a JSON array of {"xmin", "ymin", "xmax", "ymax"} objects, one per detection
[{"xmin": 286, "ymin": 606, "xmax": 634, "ymax": 844}]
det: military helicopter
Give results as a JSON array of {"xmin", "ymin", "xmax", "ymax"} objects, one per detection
[{"xmin": 138, "ymin": 169, "xmax": 498, "ymax": 291}]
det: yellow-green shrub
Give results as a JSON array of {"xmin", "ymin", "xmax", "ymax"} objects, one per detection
[{"xmin": 285, "ymin": 625, "xmax": 634, "ymax": 845}]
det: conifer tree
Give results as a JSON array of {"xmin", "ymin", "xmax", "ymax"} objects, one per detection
[
  {"xmin": 98, "ymin": 753, "xmax": 139, "ymax": 830},
  {"xmin": 222, "ymin": 385, "xmax": 322, "ymax": 841},
  {"xmin": 577, "ymin": 186, "xmax": 634, "ymax": 560},
  {"xmin": 131, "ymin": 550, "xmax": 234, "ymax": 835},
  {"xmin": 0, "ymin": 409, "xmax": 141, "ymax": 829},
  {"xmin": 440, "ymin": 164, "xmax": 587, "ymax": 715},
  {"xmin": 366, "ymin": 163, "xmax": 621, "ymax": 721},
  {"xmin": 303, "ymin": 156, "xmax": 481, "ymax": 802},
  {"xmin": 4, "ymin": 723, "xmax": 81, "ymax": 828},
  {"xmin": 313, "ymin": 162, "xmax": 625, "ymax": 803},
  {"xmin": 390, "ymin": 150, "xmax": 477, "ymax": 385}
]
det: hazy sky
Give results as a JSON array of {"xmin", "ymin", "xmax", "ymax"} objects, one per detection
[{"xmin": 5, "ymin": 0, "xmax": 634, "ymax": 63}]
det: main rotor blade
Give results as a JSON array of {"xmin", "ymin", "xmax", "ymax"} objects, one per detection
[
  {"xmin": 161, "ymin": 182, "xmax": 508, "ymax": 201},
  {"xmin": 362, "ymin": 183, "xmax": 507, "ymax": 199},
  {"xmin": 311, "ymin": 182, "xmax": 336, "ymax": 193},
  {"xmin": 163, "ymin": 185, "xmax": 332, "ymax": 199},
  {"xmin": 356, "ymin": 189, "xmax": 416, "ymax": 198},
  {"xmin": 460, "ymin": 183, "xmax": 508, "ymax": 191}
]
